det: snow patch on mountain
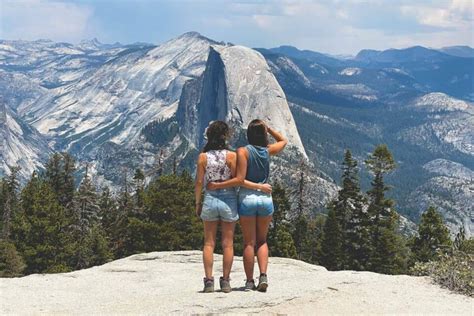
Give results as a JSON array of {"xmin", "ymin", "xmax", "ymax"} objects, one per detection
[
  {"xmin": 338, "ymin": 67, "xmax": 361, "ymax": 76},
  {"xmin": 382, "ymin": 67, "xmax": 410, "ymax": 76},
  {"xmin": 309, "ymin": 63, "xmax": 329, "ymax": 74}
]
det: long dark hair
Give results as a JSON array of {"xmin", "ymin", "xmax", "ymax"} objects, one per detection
[
  {"xmin": 247, "ymin": 119, "xmax": 268, "ymax": 147},
  {"xmin": 203, "ymin": 121, "xmax": 231, "ymax": 152}
]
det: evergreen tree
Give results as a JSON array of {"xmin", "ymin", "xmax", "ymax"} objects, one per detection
[
  {"xmin": 121, "ymin": 172, "xmax": 202, "ymax": 255},
  {"xmin": 133, "ymin": 168, "xmax": 145, "ymax": 208},
  {"xmin": 338, "ymin": 150, "xmax": 370, "ymax": 270},
  {"xmin": 292, "ymin": 213, "xmax": 310, "ymax": 261},
  {"xmin": 80, "ymin": 224, "xmax": 113, "ymax": 267},
  {"xmin": 268, "ymin": 182, "xmax": 297, "ymax": 258},
  {"xmin": 290, "ymin": 163, "xmax": 311, "ymax": 261},
  {"xmin": 412, "ymin": 206, "xmax": 452, "ymax": 262},
  {"xmin": 11, "ymin": 174, "xmax": 72, "ymax": 273},
  {"xmin": 71, "ymin": 167, "xmax": 102, "ymax": 269},
  {"xmin": 320, "ymin": 150, "xmax": 370, "ymax": 270},
  {"xmin": 454, "ymin": 226, "xmax": 466, "ymax": 251},
  {"xmin": 320, "ymin": 205, "xmax": 344, "ymax": 270},
  {"xmin": 310, "ymin": 215, "xmax": 327, "ymax": 264},
  {"xmin": 113, "ymin": 168, "xmax": 136, "ymax": 257},
  {"xmin": 1, "ymin": 167, "xmax": 21, "ymax": 240},
  {"xmin": 365, "ymin": 144, "xmax": 402, "ymax": 274},
  {"xmin": 98, "ymin": 186, "xmax": 118, "ymax": 252},
  {"xmin": 74, "ymin": 167, "xmax": 100, "ymax": 234},
  {"xmin": 0, "ymin": 239, "xmax": 26, "ymax": 277},
  {"xmin": 44, "ymin": 152, "xmax": 76, "ymax": 208}
]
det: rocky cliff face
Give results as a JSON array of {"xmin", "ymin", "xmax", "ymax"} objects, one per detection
[
  {"xmin": 1, "ymin": 251, "xmax": 471, "ymax": 315},
  {"xmin": 177, "ymin": 45, "xmax": 306, "ymax": 155},
  {"xmin": 174, "ymin": 44, "xmax": 335, "ymax": 210},
  {"xmin": 0, "ymin": 101, "xmax": 50, "ymax": 179}
]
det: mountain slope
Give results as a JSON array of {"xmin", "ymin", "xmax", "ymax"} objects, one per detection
[
  {"xmin": 1, "ymin": 33, "xmax": 336, "ymax": 208},
  {"xmin": 258, "ymin": 47, "xmax": 473, "ymax": 235},
  {"xmin": 1, "ymin": 251, "xmax": 471, "ymax": 315},
  {"xmin": 1, "ymin": 35, "xmax": 472, "ymax": 234},
  {"xmin": 0, "ymin": 101, "xmax": 51, "ymax": 179}
]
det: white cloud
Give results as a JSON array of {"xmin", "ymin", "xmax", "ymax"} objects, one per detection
[
  {"xmin": 400, "ymin": 1, "xmax": 473, "ymax": 29},
  {"xmin": 219, "ymin": 0, "xmax": 473, "ymax": 54},
  {"xmin": 0, "ymin": 0, "xmax": 96, "ymax": 42}
]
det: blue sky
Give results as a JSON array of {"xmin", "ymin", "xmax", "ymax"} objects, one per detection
[{"xmin": 1, "ymin": 0, "xmax": 472, "ymax": 54}]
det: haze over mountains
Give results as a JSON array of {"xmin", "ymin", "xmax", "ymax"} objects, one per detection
[{"xmin": 0, "ymin": 32, "xmax": 472, "ymax": 236}]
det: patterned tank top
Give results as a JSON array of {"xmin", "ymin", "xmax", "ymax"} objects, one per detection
[{"xmin": 205, "ymin": 149, "xmax": 232, "ymax": 183}]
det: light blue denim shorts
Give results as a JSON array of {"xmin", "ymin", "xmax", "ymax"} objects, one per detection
[
  {"xmin": 200, "ymin": 188, "xmax": 239, "ymax": 222},
  {"xmin": 238, "ymin": 187, "xmax": 274, "ymax": 217}
]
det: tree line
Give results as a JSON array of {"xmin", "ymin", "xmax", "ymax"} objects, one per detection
[{"xmin": 0, "ymin": 145, "xmax": 471, "ymax": 294}]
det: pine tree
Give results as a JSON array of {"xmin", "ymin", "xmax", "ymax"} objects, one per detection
[
  {"xmin": 338, "ymin": 150, "xmax": 370, "ymax": 270},
  {"xmin": 44, "ymin": 152, "xmax": 76, "ymax": 208},
  {"xmin": 320, "ymin": 205, "xmax": 344, "ymax": 270},
  {"xmin": 290, "ymin": 162, "xmax": 311, "ymax": 261},
  {"xmin": 98, "ymin": 186, "xmax": 118, "ymax": 253},
  {"xmin": 74, "ymin": 166, "xmax": 100, "ymax": 235},
  {"xmin": 137, "ymin": 172, "xmax": 201, "ymax": 253},
  {"xmin": 268, "ymin": 182, "xmax": 297, "ymax": 258},
  {"xmin": 412, "ymin": 206, "xmax": 452, "ymax": 262},
  {"xmin": 11, "ymin": 173, "xmax": 72, "ymax": 273},
  {"xmin": 133, "ymin": 168, "xmax": 145, "ymax": 208},
  {"xmin": 365, "ymin": 144, "xmax": 402, "ymax": 274},
  {"xmin": 113, "ymin": 170, "xmax": 135, "ymax": 257},
  {"xmin": 1, "ymin": 167, "xmax": 21, "ymax": 240},
  {"xmin": 0, "ymin": 239, "xmax": 26, "ymax": 277},
  {"xmin": 454, "ymin": 226, "xmax": 466, "ymax": 251},
  {"xmin": 80, "ymin": 224, "xmax": 113, "ymax": 267},
  {"xmin": 72, "ymin": 167, "xmax": 102, "ymax": 269}
]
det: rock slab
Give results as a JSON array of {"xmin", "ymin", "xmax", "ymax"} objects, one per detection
[{"xmin": 0, "ymin": 251, "xmax": 472, "ymax": 315}]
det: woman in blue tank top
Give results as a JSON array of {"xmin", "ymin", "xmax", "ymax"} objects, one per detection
[{"xmin": 207, "ymin": 119, "xmax": 288, "ymax": 292}]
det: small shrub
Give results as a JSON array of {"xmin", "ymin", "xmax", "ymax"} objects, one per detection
[
  {"xmin": 411, "ymin": 249, "xmax": 473, "ymax": 296},
  {"xmin": 0, "ymin": 240, "xmax": 26, "ymax": 277}
]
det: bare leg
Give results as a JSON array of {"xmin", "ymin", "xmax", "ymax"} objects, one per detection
[
  {"xmin": 256, "ymin": 215, "xmax": 272, "ymax": 275},
  {"xmin": 221, "ymin": 221, "xmax": 236, "ymax": 279},
  {"xmin": 203, "ymin": 221, "xmax": 219, "ymax": 279},
  {"xmin": 240, "ymin": 216, "xmax": 257, "ymax": 280}
]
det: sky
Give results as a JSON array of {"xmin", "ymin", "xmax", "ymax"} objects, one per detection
[{"xmin": 0, "ymin": 0, "xmax": 473, "ymax": 55}]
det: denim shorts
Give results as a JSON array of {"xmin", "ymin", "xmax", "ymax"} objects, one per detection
[
  {"xmin": 238, "ymin": 187, "xmax": 274, "ymax": 217},
  {"xmin": 200, "ymin": 188, "xmax": 239, "ymax": 222}
]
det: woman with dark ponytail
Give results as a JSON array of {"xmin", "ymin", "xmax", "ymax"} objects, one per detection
[{"xmin": 194, "ymin": 121, "xmax": 238, "ymax": 293}]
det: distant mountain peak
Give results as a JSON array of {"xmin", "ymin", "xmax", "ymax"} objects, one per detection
[{"xmin": 176, "ymin": 31, "xmax": 218, "ymax": 44}]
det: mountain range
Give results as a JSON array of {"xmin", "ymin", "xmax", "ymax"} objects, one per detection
[{"xmin": 0, "ymin": 32, "xmax": 472, "ymax": 236}]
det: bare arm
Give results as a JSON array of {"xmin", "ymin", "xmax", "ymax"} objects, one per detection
[
  {"xmin": 194, "ymin": 153, "xmax": 206, "ymax": 216},
  {"xmin": 242, "ymin": 179, "xmax": 272, "ymax": 193},
  {"xmin": 267, "ymin": 126, "xmax": 288, "ymax": 155},
  {"xmin": 227, "ymin": 151, "xmax": 237, "ymax": 177}
]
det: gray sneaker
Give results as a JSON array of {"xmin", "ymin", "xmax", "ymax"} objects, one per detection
[
  {"xmin": 257, "ymin": 274, "xmax": 268, "ymax": 292},
  {"xmin": 220, "ymin": 277, "xmax": 232, "ymax": 293},
  {"xmin": 203, "ymin": 277, "xmax": 214, "ymax": 293},
  {"xmin": 245, "ymin": 279, "xmax": 256, "ymax": 291}
]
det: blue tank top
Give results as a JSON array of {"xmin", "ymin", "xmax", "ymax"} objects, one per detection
[{"xmin": 245, "ymin": 144, "xmax": 270, "ymax": 184}]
